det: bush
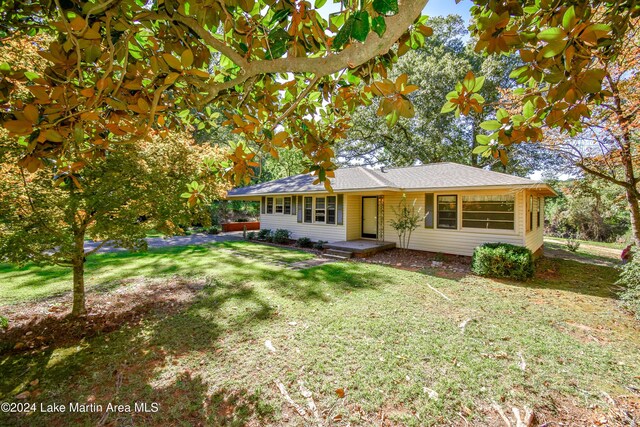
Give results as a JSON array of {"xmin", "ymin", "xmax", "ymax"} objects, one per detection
[
  {"xmin": 272, "ymin": 229, "xmax": 291, "ymax": 244},
  {"xmin": 313, "ymin": 240, "xmax": 327, "ymax": 250},
  {"xmin": 565, "ymin": 237, "xmax": 580, "ymax": 252},
  {"xmin": 236, "ymin": 217, "xmax": 250, "ymax": 223},
  {"xmin": 0, "ymin": 315, "xmax": 7, "ymax": 329},
  {"xmin": 257, "ymin": 229, "xmax": 272, "ymax": 241},
  {"xmin": 247, "ymin": 231, "xmax": 257, "ymax": 240},
  {"xmin": 207, "ymin": 226, "xmax": 220, "ymax": 235},
  {"xmin": 471, "ymin": 243, "xmax": 534, "ymax": 280},
  {"xmin": 296, "ymin": 237, "xmax": 313, "ymax": 248},
  {"xmin": 617, "ymin": 254, "xmax": 640, "ymax": 319}
]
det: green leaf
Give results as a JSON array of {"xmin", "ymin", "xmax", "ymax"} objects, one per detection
[
  {"xmin": 480, "ymin": 120, "xmax": 501, "ymax": 131},
  {"xmin": 538, "ymin": 28, "xmax": 566, "ymax": 42},
  {"xmin": 473, "ymin": 145, "xmax": 490, "ymax": 154},
  {"xmin": 314, "ymin": 0, "xmax": 327, "ymax": 7},
  {"xmin": 472, "ymin": 76, "xmax": 485, "ymax": 92},
  {"xmin": 562, "ymin": 6, "xmax": 576, "ymax": 29},
  {"xmin": 266, "ymin": 28, "xmax": 291, "ymax": 59},
  {"xmin": 373, "ymin": 0, "xmax": 398, "ymax": 15},
  {"xmin": 351, "ymin": 11, "xmax": 370, "ymax": 43},
  {"xmin": 476, "ymin": 134, "xmax": 491, "ymax": 145},
  {"xmin": 523, "ymin": 101, "xmax": 535, "ymax": 119},
  {"xmin": 333, "ymin": 15, "xmax": 354, "ymax": 49},
  {"xmin": 541, "ymin": 40, "xmax": 566, "ymax": 58},
  {"xmin": 440, "ymin": 101, "xmax": 456, "ymax": 114},
  {"xmin": 371, "ymin": 16, "xmax": 386, "ymax": 37}
]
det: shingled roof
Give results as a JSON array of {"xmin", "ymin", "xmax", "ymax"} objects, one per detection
[{"xmin": 227, "ymin": 163, "xmax": 554, "ymax": 197}]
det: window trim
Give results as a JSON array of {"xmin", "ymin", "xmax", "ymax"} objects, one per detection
[
  {"xmin": 327, "ymin": 195, "xmax": 337, "ymax": 224},
  {"xmin": 304, "ymin": 196, "xmax": 313, "ymax": 223},
  {"xmin": 529, "ymin": 195, "xmax": 534, "ymax": 231},
  {"xmin": 275, "ymin": 197, "xmax": 284, "ymax": 214},
  {"xmin": 536, "ymin": 197, "xmax": 542, "ymax": 228},
  {"xmin": 437, "ymin": 195, "xmax": 458, "ymax": 230},
  {"xmin": 266, "ymin": 197, "xmax": 274, "ymax": 214},
  {"xmin": 461, "ymin": 195, "xmax": 515, "ymax": 231},
  {"xmin": 315, "ymin": 197, "xmax": 326, "ymax": 223},
  {"xmin": 284, "ymin": 196, "xmax": 292, "ymax": 215}
]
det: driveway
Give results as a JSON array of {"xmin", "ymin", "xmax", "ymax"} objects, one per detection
[{"xmin": 84, "ymin": 232, "xmax": 244, "ymax": 254}]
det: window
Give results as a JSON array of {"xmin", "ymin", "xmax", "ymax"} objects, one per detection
[
  {"xmin": 327, "ymin": 196, "xmax": 336, "ymax": 224},
  {"xmin": 529, "ymin": 195, "xmax": 533, "ymax": 231},
  {"xmin": 315, "ymin": 197, "xmax": 326, "ymax": 223},
  {"xmin": 284, "ymin": 197, "xmax": 291, "ymax": 215},
  {"xmin": 462, "ymin": 195, "xmax": 515, "ymax": 230},
  {"xmin": 437, "ymin": 195, "xmax": 457, "ymax": 229},
  {"xmin": 275, "ymin": 197, "xmax": 284, "ymax": 213},
  {"xmin": 425, "ymin": 193, "xmax": 434, "ymax": 228},
  {"xmin": 266, "ymin": 197, "xmax": 273, "ymax": 214},
  {"xmin": 536, "ymin": 197, "xmax": 542, "ymax": 228},
  {"xmin": 304, "ymin": 197, "xmax": 313, "ymax": 223}
]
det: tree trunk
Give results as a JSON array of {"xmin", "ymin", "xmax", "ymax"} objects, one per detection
[
  {"xmin": 625, "ymin": 188, "xmax": 640, "ymax": 247},
  {"xmin": 71, "ymin": 233, "xmax": 86, "ymax": 317}
]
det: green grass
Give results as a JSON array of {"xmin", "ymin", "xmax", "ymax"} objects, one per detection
[
  {"xmin": 544, "ymin": 240, "xmax": 620, "ymax": 265},
  {"xmin": 0, "ymin": 241, "xmax": 314, "ymax": 305},
  {"xmin": 545, "ymin": 236, "xmax": 627, "ymax": 250},
  {"xmin": 1, "ymin": 243, "xmax": 639, "ymax": 426}
]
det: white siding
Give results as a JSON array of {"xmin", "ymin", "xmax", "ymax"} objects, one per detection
[
  {"xmin": 345, "ymin": 194, "xmax": 361, "ymax": 240},
  {"xmin": 260, "ymin": 196, "xmax": 346, "ymax": 242},
  {"xmin": 380, "ymin": 190, "xmax": 529, "ymax": 256},
  {"xmin": 524, "ymin": 192, "xmax": 545, "ymax": 254}
]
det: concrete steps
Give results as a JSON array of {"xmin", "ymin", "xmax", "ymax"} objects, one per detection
[{"xmin": 324, "ymin": 249, "xmax": 353, "ymax": 259}]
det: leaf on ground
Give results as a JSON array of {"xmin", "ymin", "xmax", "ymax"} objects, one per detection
[{"xmin": 335, "ymin": 388, "xmax": 345, "ymax": 398}]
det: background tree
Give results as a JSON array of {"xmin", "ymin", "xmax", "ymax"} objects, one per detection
[
  {"xmin": 535, "ymin": 25, "xmax": 640, "ymax": 244},
  {"xmin": 545, "ymin": 178, "xmax": 630, "ymax": 242},
  {"xmin": 0, "ymin": 134, "xmax": 226, "ymax": 316},
  {"xmin": 337, "ymin": 15, "xmax": 559, "ymax": 176}
]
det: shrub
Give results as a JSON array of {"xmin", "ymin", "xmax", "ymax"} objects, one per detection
[
  {"xmin": 272, "ymin": 229, "xmax": 291, "ymax": 244},
  {"xmin": 296, "ymin": 237, "xmax": 313, "ymax": 248},
  {"xmin": 236, "ymin": 217, "xmax": 250, "ymax": 223},
  {"xmin": 471, "ymin": 243, "xmax": 534, "ymax": 280},
  {"xmin": 313, "ymin": 240, "xmax": 327, "ymax": 250},
  {"xmin": 207, "ymin": 226, "xmax": 220, "ymax": 235},
  {"xmin": 247, "ymin": 231, "xmax": 257, "ymax": 240},
  {"xmin": 257, "ymin": 229, "xmax": 272, "ymax": 241},
  {"xmin": 0, "ymin": 315, "xmax": 7, "ymax": 329},
  {"xmin": 617, "ymin": 253, "xmax": 640, "ymax": 319},
  {"xmin": 565, "ymin": 237, "xmax": 580, "ymax": 252}
]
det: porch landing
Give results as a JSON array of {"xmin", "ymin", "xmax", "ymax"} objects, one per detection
[{"xmin": 324, "ymin": 239, "xmax": 396, "ymax": 258}]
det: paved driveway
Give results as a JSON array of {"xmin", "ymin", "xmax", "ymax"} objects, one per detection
[{"xmin": 84, "ymin": 232, "xmax": 244, "ymax": 254}]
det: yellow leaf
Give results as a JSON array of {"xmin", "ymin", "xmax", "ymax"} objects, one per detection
[
  {"xmin": 45, "ymin": 129, "xmax": 64, "ymax": 142},
  {"xmin": 137, "ymin": 98, "xmax": 149, "ymax": 113},
  {"xmin": 181, "ymin": 49, "xmax": 194, "ymax": 68},
  {"xmin": 163, "ymin": 53, "xmax": 182, "ymax": 70},
  {"xmin": 164, "ymin": 72, "xmax": 180, "ymax": 85},
  {"xmin": 69, "ymin": 16, "xmax": 86, "ymax": 32}
]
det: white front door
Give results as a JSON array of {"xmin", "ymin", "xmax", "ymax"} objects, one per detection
[{"xmin": 362, "ymin": 197, "xmax": 378, "ymax": 238}]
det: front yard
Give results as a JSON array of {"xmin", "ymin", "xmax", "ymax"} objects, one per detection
[{"xmin": 0, "ymin": 242, "xmax": 639, "ymax": 426}]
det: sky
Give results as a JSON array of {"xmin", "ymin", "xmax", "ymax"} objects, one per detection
[{"xmin": 320, "ymin": 1, "xmax": 474, "ymax": 22}]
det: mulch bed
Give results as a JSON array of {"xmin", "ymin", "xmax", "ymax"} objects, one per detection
[
  {"xmin": 0, "ymin": 276, "xmax": 206, "ymax": 355},
  {"xmin": 355, "ymin": 248, "xmax": 471, "ymax": 276}
]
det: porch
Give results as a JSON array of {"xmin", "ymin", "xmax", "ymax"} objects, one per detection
[{"xmin": 324, "ymin": 239, "xmax": 396, "ymax": 259}]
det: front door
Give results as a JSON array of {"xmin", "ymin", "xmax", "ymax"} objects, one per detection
[{"xmin": 362, "ymin": 197, "xmax": 378, "ymax": 238}]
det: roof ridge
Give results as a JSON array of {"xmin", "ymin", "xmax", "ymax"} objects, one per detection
[{"xmin": 359, "ymin": 166, "xmax": 397, "ymax": 188}]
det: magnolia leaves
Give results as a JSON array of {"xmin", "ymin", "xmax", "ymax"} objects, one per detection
[
  {"xmin": 365, "ymin": 74, "xmax": 419, "ymax": 126},
  {"xmin": 181, "ymin": 181, "xmax": 207, "ymax": 208},
  {"xmin": 333, "ymin": 0, "xmax": 400, "ymax": 49},
  {"xmin": 441, "ymin": 71, "xmax": 485, "ymax": 117}
]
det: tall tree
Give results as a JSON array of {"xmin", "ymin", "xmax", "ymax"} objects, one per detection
[
  {"xmin": 0, "ymin": 134, "xmax": 226, "ymax": 316},
  {"xmin": 337, "ymin": 15, "xmax": 558, "ymax": 176},
  {"xmin": 537, "ymin": 25, "xmax": 640, "ymax": 244}
]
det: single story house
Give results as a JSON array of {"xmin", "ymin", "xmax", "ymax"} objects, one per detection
[{"xmin": 226, "ymin": 163, "xmax": 556, "ymax": 257}]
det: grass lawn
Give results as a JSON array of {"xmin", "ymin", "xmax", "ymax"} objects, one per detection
[
  {"xmin": 0, "ymin": 242, "xmax": 639, "ymax": 426},
  {"xmin": 543, "ymin": 238, "xmax": 622, "ymax": 265}
]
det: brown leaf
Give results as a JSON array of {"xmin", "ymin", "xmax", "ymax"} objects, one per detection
[
  {"xmin": 335, "ymin": 388, "xmax": 345, "ymax": 398},
  {"xmin": 15, "ymin": 391, "xmax": 31, "ymax": 399}
]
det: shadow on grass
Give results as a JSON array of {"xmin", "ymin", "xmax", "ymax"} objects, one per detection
[
  {"xmin": 490, "ymin": 256, "xmax": 621, "ymax": 299},
  {"xmin": 0, "ymin": 258, "xmax": 389, "ymax": 426}
]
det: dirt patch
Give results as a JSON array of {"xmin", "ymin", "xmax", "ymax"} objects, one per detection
[
  {"xmin": 356, "ymin": 248, "xmax": 471, "ymax": 277},
  {"xmin": 0, "ymin": 276, "xmax": 206, "ymax": 355}
]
